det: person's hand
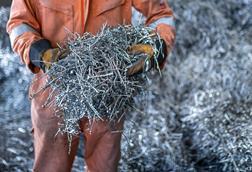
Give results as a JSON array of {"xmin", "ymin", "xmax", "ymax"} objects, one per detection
[
  {"xmin": 126, "ymin": 39, "xmax": 167, "ymax": 76},
  {"xmin": 41, "ymin": 48, "xmax": 68, "ymax": 72}
]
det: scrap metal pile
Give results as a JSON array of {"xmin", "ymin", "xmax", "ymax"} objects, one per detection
[
  {"xmin": 171, "ymin": 0, "xmax": 252, "ymax": 171},
  {"xmin": 1, "ymin": 0, "xmax": 252, "ymax": 171},
  {"xmin": 179, "ymin": 46, "xmax": 252, "ymax": 171},
  {"xmin": 44, "ymin": 25, "xmax": 160, "ymax": 135},
  {"xmin": 120, "ymin": 0, "xmax": 252, "ymax": 171},
  {"xmin": 0, "ymin": 7, "xmax": 10, "ymax": 50},
  {"xmin": 0, "ymin": 7, "xmax": 33, "ymax": 171}
]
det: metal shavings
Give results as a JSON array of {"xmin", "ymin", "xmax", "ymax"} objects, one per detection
[
  {"xmin": 0, "ymin": 7, "xmax": 10, "ymax": 50},
  {"xmin": 43, "ymin": 25, "xmax": 162, "ymax": 136},
  {"xmin": 1, "ymin": 0, "xmax": 252, "ymax": 171}
]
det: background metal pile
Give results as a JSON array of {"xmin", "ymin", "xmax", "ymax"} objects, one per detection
[
  {"xmin": 0, "ymin": 0, "xmax": 252, "ymax": 171},
  {"xmin": 0, "ymin": 6, "xmax": 33, "ymax": 171},
  {"xmin": 169, "ymin": 0, "xmax": 252, "ymax": 171},
  {"xmin": 120, "ymin": 0, "xmax": 252, "ymax": 171}
]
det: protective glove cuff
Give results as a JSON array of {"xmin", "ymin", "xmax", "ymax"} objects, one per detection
[{"xmin": 29, "ymin": 39, "xmax": 52, "ymax": 71}]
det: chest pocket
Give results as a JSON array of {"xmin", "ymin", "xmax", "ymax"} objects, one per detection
[
  {"xmin": 95, "ymin": 0, "xmax": 125, "ymax": 16},
  {"xmin": 37, "ymin": 0, "xmax": 74, "ymax": 47}
]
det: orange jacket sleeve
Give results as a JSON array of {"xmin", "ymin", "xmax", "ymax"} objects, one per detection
[
  {"xmin": 132, "ymin": 0, "xmax": 176, "ymax": 68},
  {"xmin": 7, "ymin": 0, "xmax": 51, "ymax": 73}
]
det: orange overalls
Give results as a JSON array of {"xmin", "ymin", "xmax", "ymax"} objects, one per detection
[{"xmin": 7, "ymin": 0, "xmax": 175, "ymax": 171}]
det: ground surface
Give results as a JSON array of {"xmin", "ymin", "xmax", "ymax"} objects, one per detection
[{"xmin": 1, "ymin": 0, "xmax": 252, "ymax": 171}]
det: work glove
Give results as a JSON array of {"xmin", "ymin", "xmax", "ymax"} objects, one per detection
[
  {"xmin": 126, "ymin": 39, "xmax": 167, "ymax": 76},
  {"xmin": 40, "ymin": 48, "xmax": 68, "ymax": 72}
]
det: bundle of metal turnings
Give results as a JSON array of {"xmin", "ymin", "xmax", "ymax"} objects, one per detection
[{"xmin": 45, "ymin": 25, "xmax": 161, "ymax": 136}]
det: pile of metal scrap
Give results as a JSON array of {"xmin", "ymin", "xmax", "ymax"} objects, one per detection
[
  {"xmin": 120, "ymin": 100, "xmax": 183, "ymax": 171},
  {"xmin": 0, "ymin": 7, "xmax": 33, "ymax": 171},
  {"xmin": 119, "ymin": 0, "xmax": 252, "ymax": 171},
  {"xmin": 166, "ymin": 0, "xmax": 252, "ymax": 171},
  {"xmin": 178, "ymin": 46, "xmax": 252, "ymax": 171},
  {"xmin": 0, "ymin": 7, "xmax": 10, "ymax": 50},
  {"xmin": 1, "ymin": 0, "xmax": 252, "ymax": 171}
]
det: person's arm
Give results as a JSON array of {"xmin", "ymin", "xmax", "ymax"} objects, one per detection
[
  {"xmin": 132, "ymin": 0, "xmax": 176, "ymax": 69},
  {"xmin": 7, "ymin": 0, "xmax": 51, "ymax": 73},
  {"xmin": 127, "ymin": 0, "xmax": 176, "ymax": 76}
]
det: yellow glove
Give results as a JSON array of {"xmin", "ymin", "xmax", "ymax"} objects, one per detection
[
  {"xmin": 126, "ymin": 39, "xmax": 167, "ymax": 76},
  {"xmin": 41, "ymin": 48, "xmax": 68, "ymax": 72},
  {"xmin": 126, "ymin": 44, "xmax": 154, "ymax": 76}
]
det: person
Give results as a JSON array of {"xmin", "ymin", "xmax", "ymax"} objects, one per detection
[{"xmin": 7, "ymin": 0, "xmax": 175, "ymax": 171}]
